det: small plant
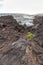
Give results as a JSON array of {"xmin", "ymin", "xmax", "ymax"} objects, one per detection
[{"xmin": 27, "ymin": 32, "xmax": 33, "ymax": 39}]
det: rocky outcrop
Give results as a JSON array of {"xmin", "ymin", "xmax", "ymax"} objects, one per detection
[
  {"xmin": 31, "ymin": 15, "xmax": 43, "ymax": 65},
  {"xmin": 0, "ymin": 15, "xmax": 28, "ymax": 65},
  {"xmin": 0, "ymin": 15, "xmax": 43, "ymax": 65}
]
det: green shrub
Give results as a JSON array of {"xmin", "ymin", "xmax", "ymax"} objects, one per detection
[{"xmin": 27, "ymin": 32, "xmax": 33, "ymax": 39}]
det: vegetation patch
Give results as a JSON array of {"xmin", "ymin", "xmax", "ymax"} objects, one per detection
[{"xmin": 27, "ymin": 32, "xmax": 33, "ymax": 39}]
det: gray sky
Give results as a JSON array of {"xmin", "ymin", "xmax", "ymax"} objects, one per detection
[{"xmin": 0, "ymin": 0, "xmax": 43, "ymax": 14}]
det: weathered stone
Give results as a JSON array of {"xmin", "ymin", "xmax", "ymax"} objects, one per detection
[
  {"xmin": 0, "ymin": 15, "xmax": 28, "ymax": 65},
  {"xmin": 32, "ymin": 15, "xmax": 43, "ymax": 65}
]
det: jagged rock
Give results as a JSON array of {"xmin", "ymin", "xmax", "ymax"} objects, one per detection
[
  {"xmin": 0, "ymin": 15, "xmax": 28, "ymax": 65},
  {"xmin": 0, "ymin": 15, "xmax": 42, "ymax": 65},
  {"xmin": 31, "ymin": 15, "xmax": 43, "ymax": 65},
  {"xmin": 37, "ymin": 54, "xmax": 43, "ymax": 65},
  {"xmin": 0, "ymin": 37, "xmax": 27, "ymax": 65}
]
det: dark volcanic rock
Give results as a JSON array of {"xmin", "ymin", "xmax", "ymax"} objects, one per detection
[
  {"xmin": 32, "ymin": 15, "xmax": 43, "ymax": 65},
  {"xmin": 0, "ymin": 15, "xmax": 28, "ymax": 65},
  {"xmin": 0, "ymin": 37, "xmax": 27, "ymax": 65},
  {"xmin": 37, "ymin": 54, "xmax": 43, "ymax": 65},
  {"xmin": 0, "ymin": 15, "xmax": 43, "ymax": 65}
]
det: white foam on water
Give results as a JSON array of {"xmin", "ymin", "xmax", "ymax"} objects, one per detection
[{"xmin": 13, "ymin": 14, "xmax": 34, "ymax": 27}]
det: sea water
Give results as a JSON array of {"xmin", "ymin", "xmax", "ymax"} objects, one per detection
[
  {"xmin": 13, "ymin": 14, "xmax": 34, "ymax": 27},
  {"xmin": 0, "ymin": 13, "xmax": 34, "ymax": 27}
]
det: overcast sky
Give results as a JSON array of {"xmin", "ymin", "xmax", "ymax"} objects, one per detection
[{"xmin": 0, "ymin": 0, "xmax": 43, "ymax": 14}]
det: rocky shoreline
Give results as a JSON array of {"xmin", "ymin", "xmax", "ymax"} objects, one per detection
[{"xmin": 0, "ymin": 15, "xmax": 43, "ymax": 65}]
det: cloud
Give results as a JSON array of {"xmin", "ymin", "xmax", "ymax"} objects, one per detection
[{"xmin": 0, "ymin": 0, "xmax": 43, "ymax": 14}]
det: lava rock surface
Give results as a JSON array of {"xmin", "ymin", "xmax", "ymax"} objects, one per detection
[
  {"xmin": 0, "ymin": 15, "xmax": 28, "ymax": 65},
  {"xmin": 31, "ymin": 15, "xmax": 43, "ymax": 65}
]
